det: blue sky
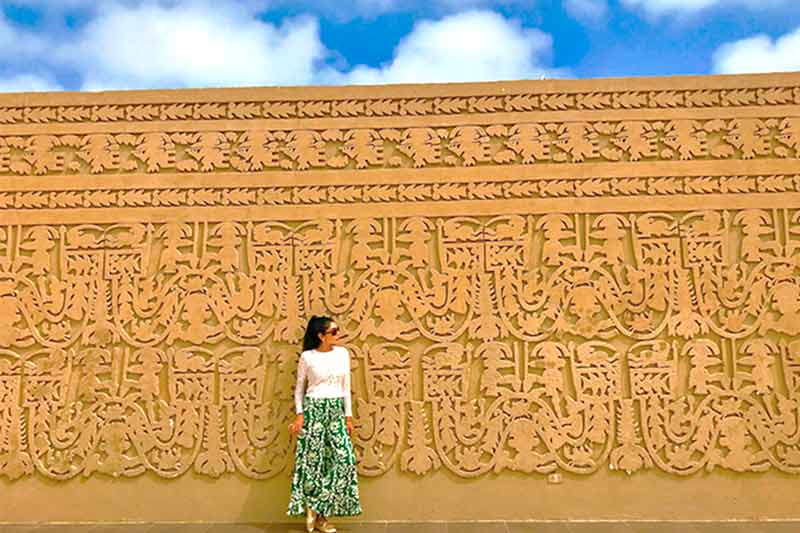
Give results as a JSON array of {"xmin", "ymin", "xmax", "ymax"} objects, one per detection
[{"xmin": 0, "ymin": 0, "xmax": 798, "ymax": 93}]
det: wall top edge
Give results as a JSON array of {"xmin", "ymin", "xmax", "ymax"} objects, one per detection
[{"xmin": 1, "ymin": 71, "xmax": 800, "ymax": 107}]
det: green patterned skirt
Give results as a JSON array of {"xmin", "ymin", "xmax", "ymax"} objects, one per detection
[{"xmin": 287, "ymin": 397, "xmax": 362, "ymax": 517}]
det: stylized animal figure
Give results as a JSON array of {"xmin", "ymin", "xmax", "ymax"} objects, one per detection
[
  {"xmin": 446, "ymin": 126, "xmax": 491, "ymax": 166},
  {"xmin": 23, "ymin": 135, "xmax": 64, "ymax": 175},
  {"xmin": 609, "ymin": 121, "xmax": 658, "ymax": 161},
  {"xmin": 553, "ymin": 123, "xmax": 599, "ymax": 163},
  {"xmin": 723, "ymin": 119, "xmax": 771, "ymax": 159},
  {"xmin": 662, "ymin": 120, "xmax": 707, "ymax": 160},
  {"xmin": 132, "ymin": 133, "xmax": 176, "ymax": 172},
  {"xmin": 77, "ymin": 134, "xmax": 121, "ymax": 173},
  {"xmin": 341, "ymin": 129, "xmax": 384, "ymax": 169},
  {"xmin": 282, "ymin": 130, "xmax": 326, "ymax": 170},
  {"xmin": 504, "ymin": 124, "xmax": 551, "ymax": 163},
  {"xmin": 237, "ymin": 131, "xmax": 281, "ymax": 170},
  {"xmin": 396, "ymin": 128, "xmax": 441, "ymax": 168},
  {"xmin": 776, "ymin": 118, "xmax": 800, "ymax": 157},
  {"xmin": 185, "ymin": 132, "xmax": 230, "ymax": 171}
]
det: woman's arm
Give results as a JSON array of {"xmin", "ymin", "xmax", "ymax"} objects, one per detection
[
  {"xmin": 289, "ymin": 355, "xmax": 306, "ymax": 436},
  {"xmin": 342, "ymin": 349, "xmax": 353, "ymax": 418},
  {"xmin": 294, "ymin": 354, "xmax": 307, "ymax": 415},
  {"xmin": 343, "ymin": 349, "xmax": 354, "ymax": 436}
]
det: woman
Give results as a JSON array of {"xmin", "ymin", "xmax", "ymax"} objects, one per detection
[{"xmin": 287, "ymin": 316, "xmax": 362, "ymax": 532}]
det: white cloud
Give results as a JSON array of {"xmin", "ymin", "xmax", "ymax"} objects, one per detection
[
  {"xmin": 0, "ymin": 2, "xmax": 563, "ymax": 91},
  {"xmin": 3, "ymin": 0, "xmax": 100, "ymax": 7},
  {"xmin": 564, "ymin": 0, "xmax": 608, "ymax": 22},
  {"xmin": 55, "ymin": 2, "xmax": 328, "ymax": 91},
  {"xmin": 621, "ymin": 0, "xmax": 790, "ymax": 16},
  {"xmin": 712, "ymin": 26, "xmax": 800, "ymax": 74},
  {"xmin": 0, "ymin": 74, "xmax": 62, "ymax": 93},
  {"xmin": 5, "ymin": 0, "xmax": 527, "ymax": 20},
  {"xmin": 0, "ymin": 13, "xmax": 48, "ymax": 61},
  {"xmin": 324, "ymin": 10, "xmax": 564, "ymax": 85},
  {"xmin": 0, "ymin": 13, "xmax": 63, "ymax": 93},
  {"xmin": 268, "ymin": 0, "xmax": 529, "ymax": 20}
]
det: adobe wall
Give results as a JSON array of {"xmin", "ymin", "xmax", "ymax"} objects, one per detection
[{"xmin": 1, "ymin": 73, "xmax": 800, "ymax": 522}]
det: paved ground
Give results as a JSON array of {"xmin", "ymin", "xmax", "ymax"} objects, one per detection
[{"xmin": 0, "ymin": 523, "xmax": 798, "ymax": 532}]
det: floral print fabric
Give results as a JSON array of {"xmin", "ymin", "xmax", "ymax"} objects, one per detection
[{"xmin": 287, "ymin": 397, "xmax": 362, "ymax": 517}]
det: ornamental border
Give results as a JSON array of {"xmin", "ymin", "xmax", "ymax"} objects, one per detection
[
  {"xmin": 3, "ymin": 116, "xmax": 800, "ymax": 177},
  {"xmin": 2, "ymin": 174, "xmax": 795, "ymax": 210},
  {"xmin": 0, "ymin": 86, "xmax": 798, "ymax": 125}
]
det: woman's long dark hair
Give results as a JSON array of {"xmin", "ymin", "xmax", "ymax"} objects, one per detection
[{"xmin": 302, "ymin": 316, "xmax": 333, "ymax": 351}]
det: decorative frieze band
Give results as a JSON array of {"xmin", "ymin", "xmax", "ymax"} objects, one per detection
[
  {"xmin": 1, "ymin": 117, "xmax": 800, "ymax": 176},
  {"xmin": 0, "ymin": 85, "xmax": 798, "ymax": 125},
  {"xmin": 1, "ymin": 174, "xmax": 797, "ymax": 210}
]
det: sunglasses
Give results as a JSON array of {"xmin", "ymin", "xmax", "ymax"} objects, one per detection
[{"xmin": 324, "ymin": 327, "xmax": 340, "ymax": 336}]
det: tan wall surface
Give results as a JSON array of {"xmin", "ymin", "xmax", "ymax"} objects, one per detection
[{"xmin": 1, "ymin": 72, "xmax": 800, "ymax": 523}]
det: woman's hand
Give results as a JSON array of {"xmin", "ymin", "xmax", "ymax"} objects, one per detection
[
  {"xmin": 346, "ymin": 416, "xmax": 354, "ymax": 437},
  {"xmin": 288, "ymin": 414, "xmax": 304, "ymax": 436}
]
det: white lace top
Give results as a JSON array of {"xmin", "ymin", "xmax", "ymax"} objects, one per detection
[{"xmin": 294, "ymin": 345, "xmax": 353, "ymax": 417}]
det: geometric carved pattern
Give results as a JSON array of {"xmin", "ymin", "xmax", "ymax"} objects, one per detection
[{"xmin": 2, "ymin": 73, "xmax": 800, "ymax": 481}]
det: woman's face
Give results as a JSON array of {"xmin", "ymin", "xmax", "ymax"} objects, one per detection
[{"xmin": 318, "ymin": 321, "xmax": 341, "ymax": 347}]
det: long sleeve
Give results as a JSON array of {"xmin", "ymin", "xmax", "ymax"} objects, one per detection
[
  {"xmin": 294, "ymin": 354, "xmax": 307, "ymax": 414},
  {"xmin": 343, "ymin": 350, "xmax": 353, "ymax": 417}
]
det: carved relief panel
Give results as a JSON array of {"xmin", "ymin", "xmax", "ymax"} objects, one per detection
[{"xmin": 1, "ymin": 73, "xmax": 799, "ymax": 481}]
